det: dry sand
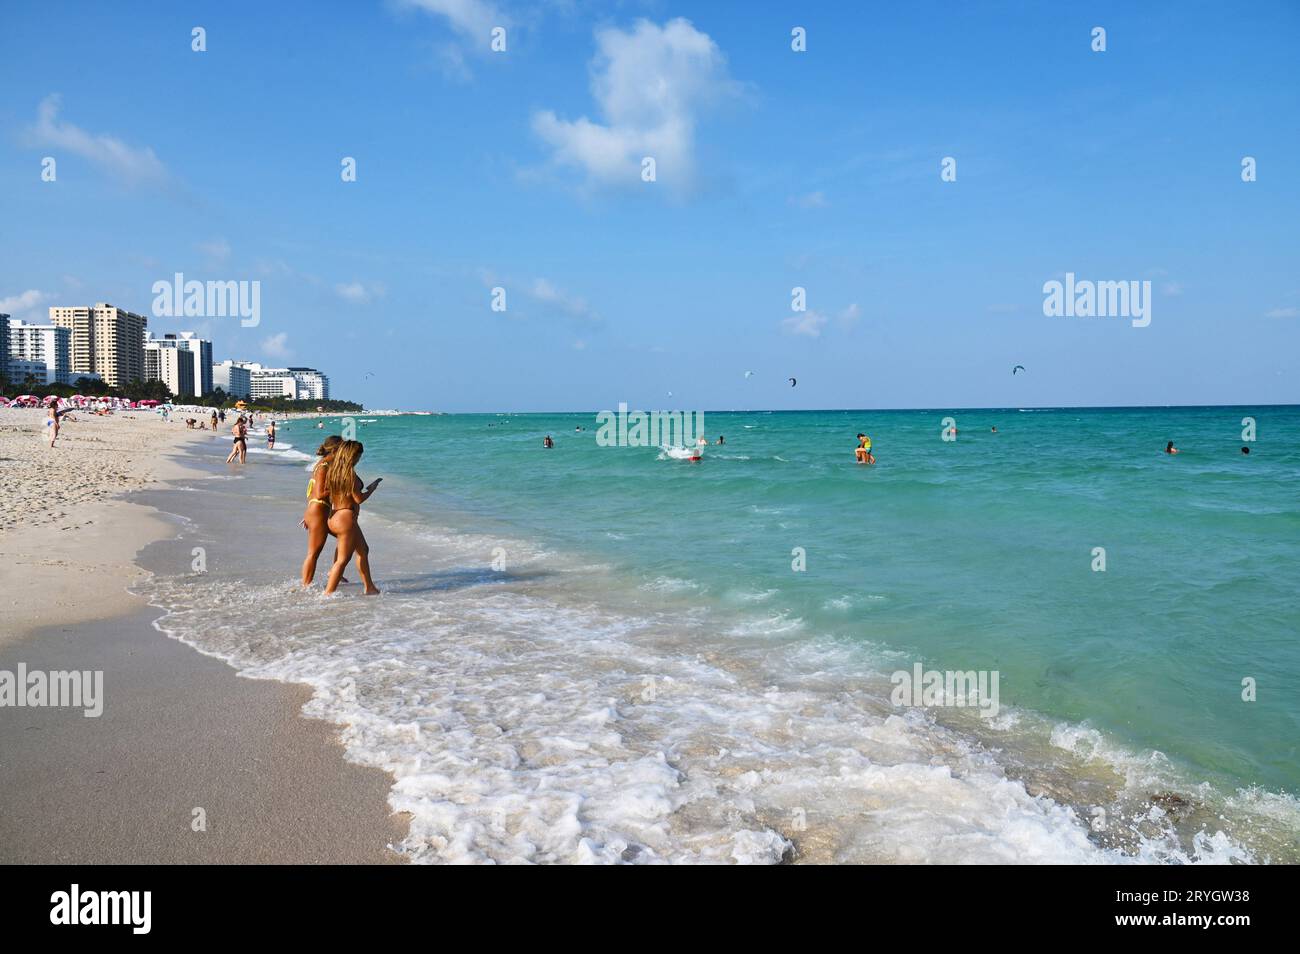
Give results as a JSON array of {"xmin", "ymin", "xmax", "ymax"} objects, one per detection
[{"xmin": 0, "ymin": 407, "xmax": 407, "ymax": 862}]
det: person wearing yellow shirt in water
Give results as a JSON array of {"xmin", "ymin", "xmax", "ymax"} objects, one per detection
[{"xmin": 855, "ymin": 433, "xmax": 875, "ymax": 464}]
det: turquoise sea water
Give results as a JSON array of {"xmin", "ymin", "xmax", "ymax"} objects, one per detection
[{"xmin": 141, "ymin": 406, "xmax": 1300, "ymax": 863}]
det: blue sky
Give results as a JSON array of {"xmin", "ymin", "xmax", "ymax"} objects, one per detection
[{"xmin": 2, "ymin": 0, "xmax": 1297, "ymax": 411}]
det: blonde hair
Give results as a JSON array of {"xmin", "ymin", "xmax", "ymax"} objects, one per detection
[
  {"xmin": 315, "ymin": 434, "xmax": 343, "ymax": 457},
  {"xmin": 327, "ymin": 440, "xmax": 363, "ymax": 504}
]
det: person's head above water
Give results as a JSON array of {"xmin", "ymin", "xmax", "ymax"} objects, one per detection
[
  {"xmin": 1166, "ymin": 441, "xmax": 1175, "ymax": 452},
  {"xmin": 1242, "ymin": 446, "xmax": 1250, "ymax": 455}
]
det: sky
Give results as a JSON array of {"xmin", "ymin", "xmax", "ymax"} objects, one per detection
[{"xmin": 1, "ymin": 0, "xmax": 1297, "ymax": 412}]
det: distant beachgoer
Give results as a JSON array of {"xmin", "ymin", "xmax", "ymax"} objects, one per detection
[
  {"xmin": 324, "ymin": 440, "xmax": 381, "ymax": 595},
  {"xmin": 210, "ymin": 410, "xmax": 218, "ymax": 430},
  {"xmin": 317, "ymin": 420, "xmax": 324, "ymax": 429},
  {"xmin": 991, "ymin": 426, "xmax": 997, "ymax": 433},
  {"xmin": 301, "ymin": 435, "xmax": 343, "ymax": 586},
  {"xmin": 267, "ymin": 420, "xmax": 276, "ymax": 449},
  {"xmin": 717, "ymin": 435, "xmax": 725, "ymax": 445},
  {"xmin": 1165, "ymin": 441, "xmax": 1179, "ymax": 455},
  {"xmin": 855, "ymin": 433, "xmax": 875, "ymax": 464},
  {"xmin": 226, "ymin": 416, "xmax": 248, "ymax": 464},
  {"xmin": 218, "ymin": 410, "xmax": 226, "ymax": 423},
  {"xmin": 543, "ymin": 435, "xmax": 554, "ymax": 448},
  {"xmin": 47, "ymin": 400, "xmax": 62, "ymax": 447},
  {"xmin": 1241, "ymin": 446, "xmax": 1250, "ymax": 455}
]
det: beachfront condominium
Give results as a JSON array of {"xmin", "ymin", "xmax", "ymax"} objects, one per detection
[
  {"xmin": 143, "ymin": 332, "xmax": 213, "ymax": 397},
  {"xmin": 0, "ymin": 313, "xmax": 8, "ymax": 381},
  {"xmin": 143, "ymin": 344, "xmax": 194, "ymax": 398},
  {"xmin": 49, "ymin": 303, "xmax": 148, "ymax": 388},
  {"xmin": 233, "ymin": 362, "xmax": 330, "ymax": 401},
  {"xmin": 212, "ymin": 359, "xmax": 252, "ymax": 399},
  {"xmin": 6, "ymin": 319, "xmax": 72, "ymax": 385}
]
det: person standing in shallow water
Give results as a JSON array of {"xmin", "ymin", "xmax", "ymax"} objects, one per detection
[
  {"xmin": 301, "ymin": 435, "xmax": 342, "ymax": 586},
  {"xmin": 325, "ymin": 440, "xmax": 382, "ymax": 595}
]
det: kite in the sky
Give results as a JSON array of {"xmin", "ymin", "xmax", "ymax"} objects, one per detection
[
  {"xmin": 788, "ymin": 377, "xmax": 797, "ymax": 387},
  {"xmin": 744, "ymin": 370, "xmax": 755, "ymax": 378},
  {"xmin": 1012, "ymin": 365, "xmax": 1025, "ymax": 375}
]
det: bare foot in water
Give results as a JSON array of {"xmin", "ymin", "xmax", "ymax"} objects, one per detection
[{"xmin": 363, "ymin": 585, "xmax": 381, "ymax": 595}]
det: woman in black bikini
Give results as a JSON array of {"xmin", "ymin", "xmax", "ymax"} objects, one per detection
[
  {"xmin": 324, "ymin": 440, "xmax": 381, "ymax": 595},
  {"xmin": 225, "ymin": 416, "xmax": 248, "ymax": 464}
]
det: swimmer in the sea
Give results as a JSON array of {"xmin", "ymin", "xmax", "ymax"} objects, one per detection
[
  {"xmin": 543, "ymin": 435, "xmax": 554, "ymax": 448},
  {"xmin": 1165, "ymin": 440, "xmax": 1179, "ymax": 455},
  {"xmin": 1241, "ymin": 446, "xmax": 1250, "ymax": 455},
  {"xmin": 716, "ymin": 435, "xmax": 725, "ymax": 445},
  {"xmin": 855, "ymin": 433, "xmax": 875, "ymax": 464}
]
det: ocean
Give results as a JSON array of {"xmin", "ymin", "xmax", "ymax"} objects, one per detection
[{"xmin": 134, "ymin": 406, "xmax": 1300, "ymax": 863}]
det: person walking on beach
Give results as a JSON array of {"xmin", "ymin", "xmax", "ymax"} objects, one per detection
[
  {"xmin": 225, "ymin": 416, "xmax": 248, "ymax": 464},
  {"xmin": 47, "ymin": 399, "xmax": 63, "ymax": 447},
  {"xmin": 211, "ymin": 410, "xmax": 218, "ymax": 431},
  {"xmin": 218, "ymin": 409, "xmax": 226, "ymax": 424},
  {"xmin": 324, "ymin": 440, "xmax": 381, "ymax": 595},
  {"xmin": 301, "ymin": 435, "xmax": 342, "ymax": 586}
]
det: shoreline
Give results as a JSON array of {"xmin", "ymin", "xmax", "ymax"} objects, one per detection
[{"xmin": 0, "ymin": 408, "xmax": 408, "ymax": 863}]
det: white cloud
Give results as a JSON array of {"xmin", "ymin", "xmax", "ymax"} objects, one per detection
[
  {"xmin": 399, "ymin": 0, "xmax": 507, "ymax": 79},
  {"xmin": 529, "ymin": 277, "xmax": 599, "ymax": 322},
  {"xmin": 1265, "ymin": 307, "xmax": 1298, "ymax": 319},
  {"xmin": 0, "ymin": 289, "xmax": 56, "ymax": 320},
  {"xmin": 532, "ymin": 18, "xmax": 740, "ymax": 190},
  {"xmin": 261, "ymin": 332, "xmax": 291, "ymax": 358},
  {"xmin": 789, "ymin": 191, "xmax": 828, "ymax": 209},
  {"xmin": 335, "ymin": 281, "xmax": 385, "ymax": 304},
  {"xmin": 23, "ymin": 94, "xmax": 167, "ymax": 186},
  {"xmin": 781, "ymin": 310, "xmax": 829, "ymax": 338}
]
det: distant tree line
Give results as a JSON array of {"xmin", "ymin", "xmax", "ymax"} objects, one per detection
[{"xmin": 0, "ymin": 373, "xmax": 361, "ymax": 411}]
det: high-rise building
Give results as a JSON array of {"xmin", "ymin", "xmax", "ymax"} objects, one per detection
[
  {"xmin": 287, "ymin": 367, "xmax": 330, "ymax": 401},
  {"xmin": 0, "ymin": 313, "xmax": 9, "ymax": 382},
  {"xmin": 143, "ymin": 344, "xmax": 194, "ymax": 398},
  {"xmin": 49, "ymin": 303, "xmax": 148, "ymax": 388},
  {"xmin": 7, "ymin": 320, "xmax": 72, "ymax": 385},
  {"xmin": 143, "ymin": 332, "xmax": 213, "ymax": 397},
  {"xmin": 212, "ymin": 360, "xmax": 252, "ymax": 399}
]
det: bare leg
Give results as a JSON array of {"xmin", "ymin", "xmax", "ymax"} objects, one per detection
[
  {"xmin": 301, "ymin": 512, "xmax": 329, "ymax": 585},
  {"xmin": 325, "ymin": 512, "xmax": 357, "ymax": 594},
  {"xmin": 353, "ymin": 527, "xmax": 380, "ymax": 595}
]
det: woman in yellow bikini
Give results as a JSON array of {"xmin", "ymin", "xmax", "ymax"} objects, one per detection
[{"xmin": 300, "ymin": 435, "xmax": 342, "ymax": 585}]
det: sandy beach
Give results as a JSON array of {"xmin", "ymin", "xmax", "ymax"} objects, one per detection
[{"xmin": 0, "ymin": 408, "xmax": 407, "ymax": 862}]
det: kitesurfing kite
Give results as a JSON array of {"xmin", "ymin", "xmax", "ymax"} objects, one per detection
[
  {"xmin": 1012, "ymin": 365, "xmax": 1025, "ymax": 375},
  {"xmin": 788, "ymin": 377, "xmax": 797, "ymax": 387}
]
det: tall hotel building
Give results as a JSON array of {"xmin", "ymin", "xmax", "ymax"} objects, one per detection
[
  {"xmin": 144, "ymin": 332, "xmax": 213, "ymax": 397},
  {"xmin": 49, "ymin": 303, "xmax": 148, "ymax": 388}
]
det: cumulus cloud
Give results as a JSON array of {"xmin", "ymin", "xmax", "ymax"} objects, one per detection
[
  {"xmin": 398, "ymin": 0, "xmax": 508, "ymax": 79},
  {"xmin": 0, "ymin": 289, "xmax": 56, "ymax": 320},
  {"xmin": 532, "ymin": 18, "xmax": 740, "ymax": 190},
  {"xmin": 261, "ymin": 332, "xmax": 291, "ymax": 358},
  {"xmin": 23, "ymin": 94, "xmax": 167, "ymax": 186}
]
